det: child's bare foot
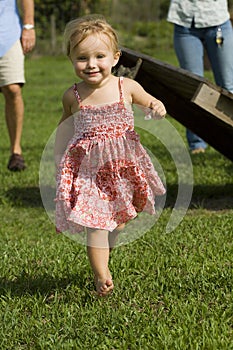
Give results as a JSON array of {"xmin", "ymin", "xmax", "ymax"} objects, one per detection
[
  {"xmin": 94, "ymin": 269, "xmax": 114, "ymax": 296},
  {"xmin": 95, "ymin": 278, "xmax": 114, "ymax": 296}
]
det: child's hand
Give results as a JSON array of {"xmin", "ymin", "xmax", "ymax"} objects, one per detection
[{"xmin": 147, "ymin": 100, "xmax": 166, "ymax": 120}]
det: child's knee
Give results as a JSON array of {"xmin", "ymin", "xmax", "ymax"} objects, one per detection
[{"xmin": 115, "ymin": 223, "xmax": 125, "ymax": 232}]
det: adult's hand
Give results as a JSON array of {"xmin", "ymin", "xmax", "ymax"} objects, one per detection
[{"xmin": 21, "ymin": 28, "xmax": 36, "ymax": 54}]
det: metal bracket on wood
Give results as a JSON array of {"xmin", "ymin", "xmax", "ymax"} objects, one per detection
[{"xmin": 191, "ymin": 83, "xmax": 233, "ymax": 126}]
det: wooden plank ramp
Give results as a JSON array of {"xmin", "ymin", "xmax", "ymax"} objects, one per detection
[{"xmin": 116, "ymin": 47, "xmax": 233, "ymax": 161}]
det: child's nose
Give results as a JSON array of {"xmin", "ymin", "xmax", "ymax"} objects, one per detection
[{"xmin": 87, "ymin": 58, "xmax": 96, "ymax": 68}]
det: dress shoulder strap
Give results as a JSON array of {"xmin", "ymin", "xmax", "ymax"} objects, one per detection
[
  {"xmin": 73, "ymin": 83, "xmax": 82, "ymax": 104},
  {"xmin": 119, "ymin": 76, "xmax": 124, "ymax": 103}
]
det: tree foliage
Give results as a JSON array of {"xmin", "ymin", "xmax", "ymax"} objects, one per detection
[
  {"xmin": 34, "ymin": 0, "xmax": 233, "ymax": 40},
  {"xmin": 34, "ymin": 0, "xmax": 171, "ymax": 38}
]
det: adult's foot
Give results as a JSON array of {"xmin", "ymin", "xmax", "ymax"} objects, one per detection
[
  {"xmin": 191, "ymin": 148, "xmax": 205, "ymax": 155},
  {"xmin": 7, "ymin": 153, "xmax": 26, "ymax": 171}
]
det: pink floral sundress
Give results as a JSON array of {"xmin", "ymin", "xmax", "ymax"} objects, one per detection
[{"xmin": 55, "ymin": 77, "xmax": 166, "ymax": 234}]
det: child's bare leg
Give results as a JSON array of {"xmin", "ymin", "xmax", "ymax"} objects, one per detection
[
  {"xmin": 87, "ymin": 228, "xmax": 113, "ymax": 296},
  {"xmin": 109, "ymin": 223, "xmax": 125, "ymax": 251}
]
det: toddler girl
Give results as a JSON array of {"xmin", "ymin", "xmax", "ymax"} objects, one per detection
[{"xmin": 55, "ymin": 15, "xmax": 166, "ymax": 296}]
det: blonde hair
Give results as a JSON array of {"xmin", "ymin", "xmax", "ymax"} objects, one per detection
[{"xmin": 64, "ymin": 15, "xmax": 120, "ymax": 57}]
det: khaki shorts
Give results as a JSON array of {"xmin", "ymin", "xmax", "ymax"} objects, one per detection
[{"xmin": 0, "ymin": 40, "xmax": 25, "ymax": 89}]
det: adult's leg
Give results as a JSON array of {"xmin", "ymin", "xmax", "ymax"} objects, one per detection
[
  {"xmin": 205, "ymin": 20, "xmax": 233, "ymax": 93},
  {"xmin": 174, "ymin": 24, "xmax": 207, "ymax": 151},
  {"xmin": 87, "ymin": 228, "xmax": 114, "ymax": 296},
  {"xmin": 1, "ymin": 83, "xmax": 24, "ymax": 155},
  {"xmin": 0, "ymin": 40, "xmax": 26, "ymax": 170}
]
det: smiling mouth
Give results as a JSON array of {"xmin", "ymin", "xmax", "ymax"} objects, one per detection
[{"xmin": 85, "ymin": 71, "xmax": 100, "ymax": 75}]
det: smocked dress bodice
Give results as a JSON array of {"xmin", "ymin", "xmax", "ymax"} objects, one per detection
[{"xmin": 71, "ymin": 76, "xmax": 135, "ymax": 140}]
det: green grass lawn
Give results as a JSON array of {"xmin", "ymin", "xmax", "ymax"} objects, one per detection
[{"xmin": 0, "ymin": 54, "xmax": 232, "ymax": 349}]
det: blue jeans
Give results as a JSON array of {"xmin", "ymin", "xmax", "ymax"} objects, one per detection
[{"xmin": 174, "ymin": 19, "xmax": 233, "ymax": 150}]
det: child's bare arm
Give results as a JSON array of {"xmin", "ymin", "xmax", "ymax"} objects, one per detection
[
  {"xmin": 124, "ymin": 78, "xmax": 166, "ymax": 119},
  {"xmin": 54, "ymin": 89, "xmax": 75, "ymax": 167}
]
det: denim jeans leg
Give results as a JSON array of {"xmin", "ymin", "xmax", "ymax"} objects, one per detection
[
  {"xmin": 205, "ymin": 20, "xmax": 233, "ymax": 93},
  {"xmin": 186, "ymin": 129, "xmax": 207, "ymax": 150},
  {"xmin": 174, "ymin": 24, "xmax": 207, "ymax": 150}
]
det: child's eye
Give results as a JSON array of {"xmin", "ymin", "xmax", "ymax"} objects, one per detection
[
  {"xmin": 97, "ymin": 54, "xmax": 105, "ymax": 59},
  {"xmin": 77, "ymin": 56, "xmax": 87, "ymax": 61}
]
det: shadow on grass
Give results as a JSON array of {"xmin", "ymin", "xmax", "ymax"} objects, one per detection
[
  {"xmin": 5, "ymin": 186, "xmax": 49, "ymax": 208},
  {"xmin": 166, "ymin": 183, "xmax": 233, "ymax": 210},
  {"xmin": 4, "ymin": 182, "xmax": 233, "ymax": 211},
  {"xmin": 0, "ymin": 270, "xmax": 94, "ymax": 302}
]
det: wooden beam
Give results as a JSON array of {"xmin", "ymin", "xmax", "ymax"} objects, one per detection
[{"xmin": 116, "ymin": 47, "xmax": 233, "ymax": 160}]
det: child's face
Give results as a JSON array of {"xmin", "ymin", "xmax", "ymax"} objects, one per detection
[{"xmin": 70, "ymin": 34, "xmax": 120, "ymax": 85}]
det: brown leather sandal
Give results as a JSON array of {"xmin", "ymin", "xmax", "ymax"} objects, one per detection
[{"xmin": 7, "ymin": 153, "xmax": 26, "ymax": 171}]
